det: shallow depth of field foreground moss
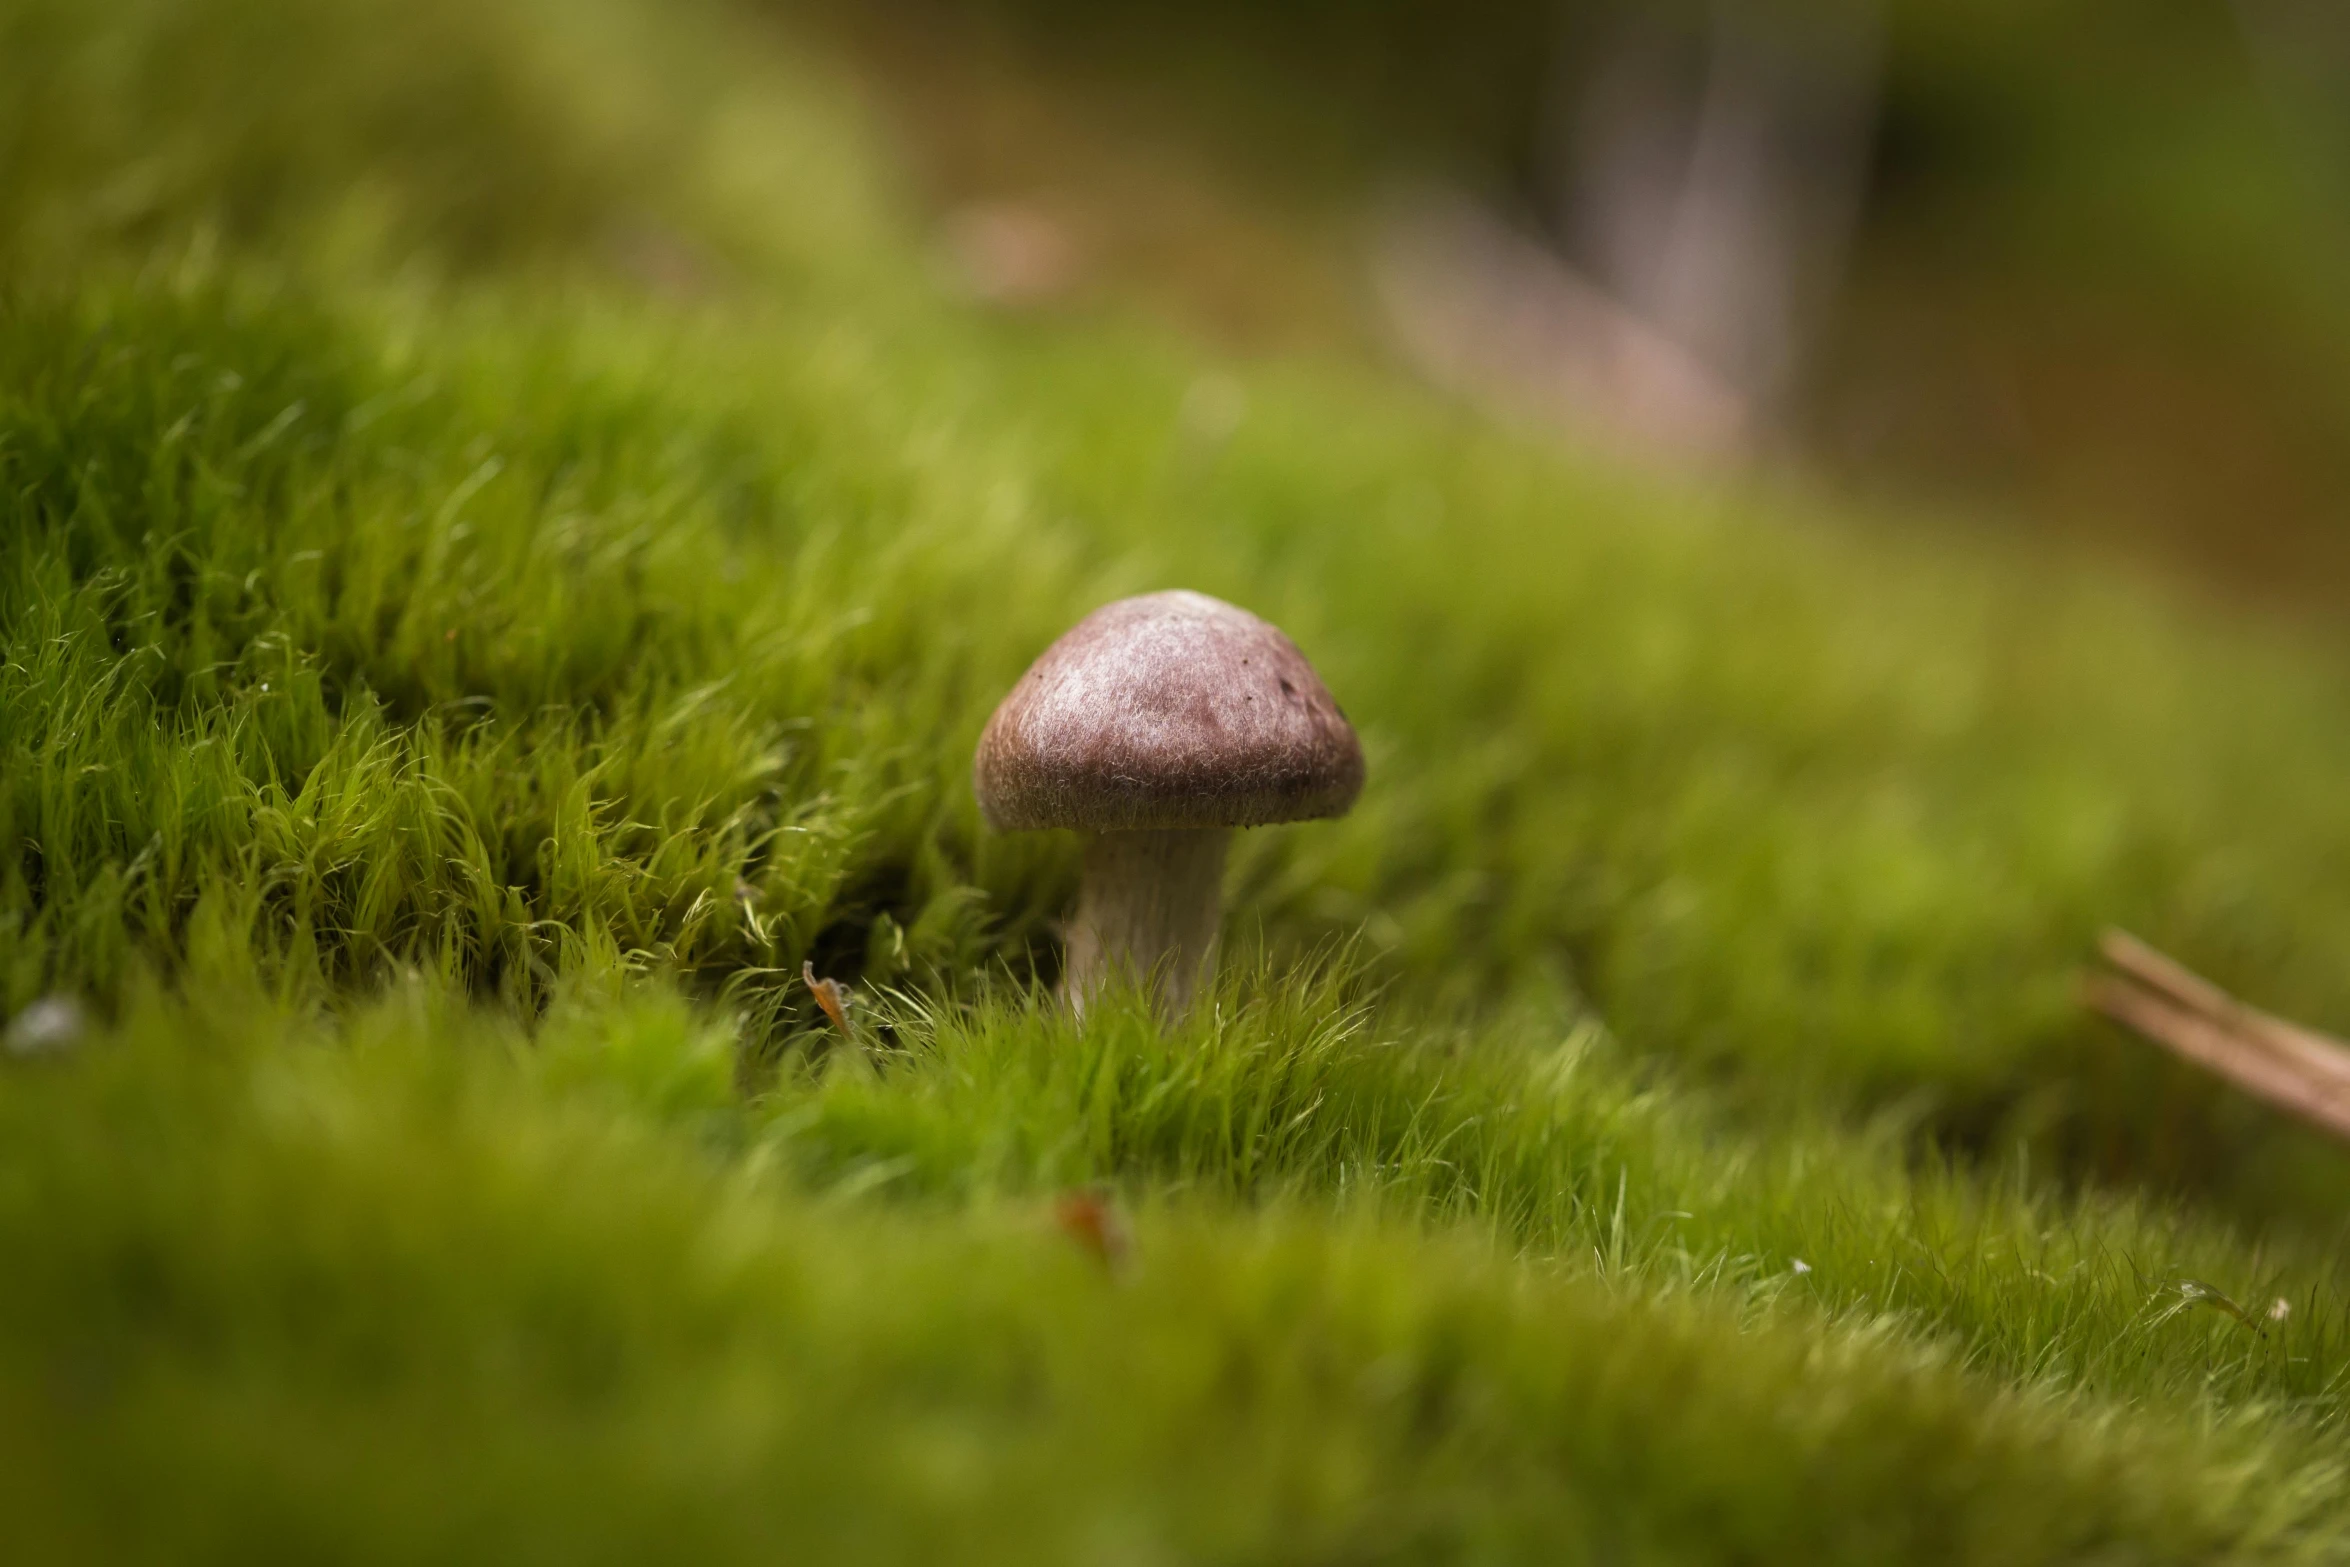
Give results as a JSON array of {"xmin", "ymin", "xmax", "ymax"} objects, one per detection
[{"xmin": 15, "ymin": 0, "xmax": 2350, "ymax": 1561}]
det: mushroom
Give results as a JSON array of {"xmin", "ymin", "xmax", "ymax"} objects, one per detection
[{"xmin": 976, "ymin": 590, "xmax": 1364, "ymax": 1014}]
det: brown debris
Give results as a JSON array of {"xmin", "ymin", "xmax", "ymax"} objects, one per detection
[
  {"xmin": 1051, "ymin": 1188, "xmax": 1132, "ymax": 1271},
  {"xmin": 803, "ymin": 961, "xmax": 854, "ymax": 1038},
  {"xmin": 2087, "ymin": 929, "xmax": 2350, "ymax": 1143},
  {"xmin": 942, "ymin": 200, "xmax": 1084, "ymax": 308}
]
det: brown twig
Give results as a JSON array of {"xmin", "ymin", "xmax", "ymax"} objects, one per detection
[
  {"xmin": 2100, "ymin": 930, "xmax": 2350, "ymax": 1091},
  {"xmin": 2089, "ymin": 930, "xmax": 2350, "ymax": 1143}
]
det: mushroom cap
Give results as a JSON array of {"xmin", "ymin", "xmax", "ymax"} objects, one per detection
[{"xmin": 975, "ymin": 590, "xmax": 1364, "ymax": 832}]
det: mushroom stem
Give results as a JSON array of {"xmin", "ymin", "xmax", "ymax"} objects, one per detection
[{"xmin": 1063, "ymin": 827, "xmax": 1230, "ymax": 1016}]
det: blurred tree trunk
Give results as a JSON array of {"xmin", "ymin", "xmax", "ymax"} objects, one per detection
[{"xmin": 1542, "ymin": 0, "xmax": 1881, "ymax": 416}]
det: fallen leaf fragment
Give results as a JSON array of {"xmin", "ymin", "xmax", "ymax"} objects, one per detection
[
  {"xmin": 802, "ymin": 961, "xmax": 853, "ymax": 1037},
  {"xmin": 1052, "ymin": 1188, "xmax": 1131, "ymax": 1271}
]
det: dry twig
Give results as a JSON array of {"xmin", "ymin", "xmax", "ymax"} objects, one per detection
[{"xmin": 2088, "ymin": 929, "xmax": 2350, "ymax": 1142}]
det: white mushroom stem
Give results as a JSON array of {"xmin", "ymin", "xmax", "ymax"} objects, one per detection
[{"xmin": 1062, "ymin": 827, "xmax": 1230, "ymax": 1016}]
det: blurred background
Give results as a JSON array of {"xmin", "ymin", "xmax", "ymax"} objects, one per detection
[
  {"xmin": 817, "ymin": 0, "xmax": 2350, "ymax": 605},
  {"xmin": 13, "ymin": 0, "xmax": 2346, "ymax": 603}
]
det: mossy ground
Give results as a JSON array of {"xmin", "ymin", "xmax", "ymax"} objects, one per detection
[{"xmin": 12, "ymin": 1, "xmax": 2350, "ymax": 1561}]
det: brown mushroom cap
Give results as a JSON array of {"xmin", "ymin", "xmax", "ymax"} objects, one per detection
[{"xmin": 976, "ymin": 590, "xmax": 1364, "ymax": 832}]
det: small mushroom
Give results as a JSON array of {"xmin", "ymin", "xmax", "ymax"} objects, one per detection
[{"xmin": 976, "ymin": 590, "xmax": 1364, "ymax": 1014}]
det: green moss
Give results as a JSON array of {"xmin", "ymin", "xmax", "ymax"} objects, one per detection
[{"xmin": 3, "ymin": 989, "xmax": 2340, "ymax": 1565}]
